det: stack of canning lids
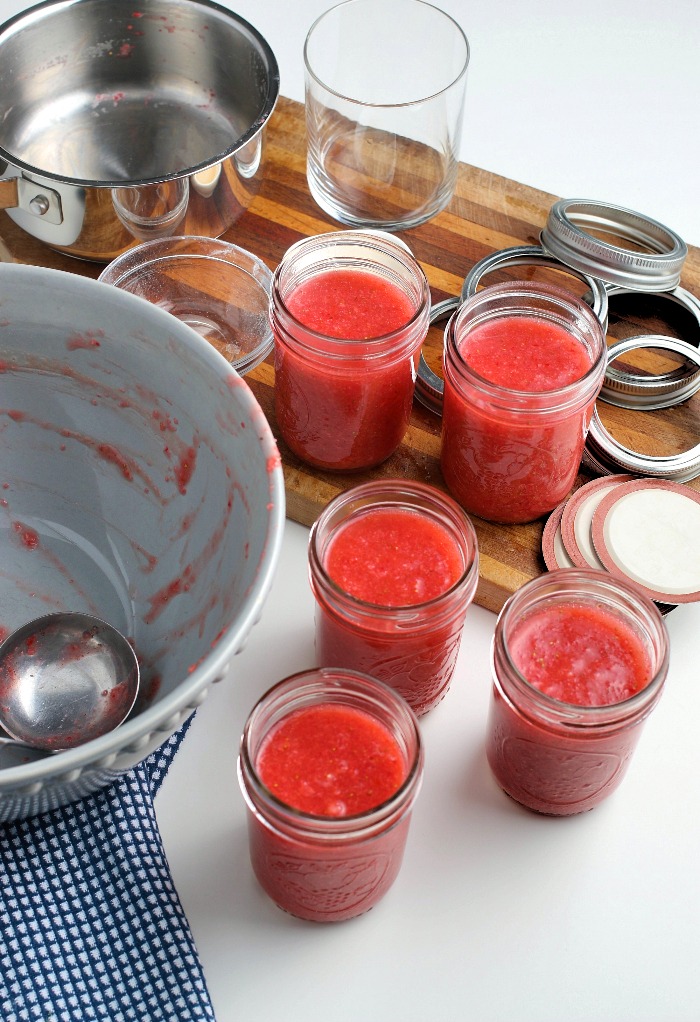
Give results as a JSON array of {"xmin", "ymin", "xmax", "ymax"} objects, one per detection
[{"xmin": 542, "ymin": 474, "xmax": 700, "ymax": 610}]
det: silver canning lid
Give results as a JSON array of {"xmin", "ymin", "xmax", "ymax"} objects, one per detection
[
  {"xmin": 461, "ymin": 244, "xmax": 609, "ymax": 330},
  {"xmin": 541, "ymin": 198, "xmax": 688, "ymax": 292},
  {"xmin": 599, "ymin": 335, "xmax": 700, "ymax": 410},
  {"xmin": 415, "ymin": 297, "xmax": 460, "ymax": 414},
  {"xmin": 587, "ymin": 331, "xmax": 700, "ymax": 480}
]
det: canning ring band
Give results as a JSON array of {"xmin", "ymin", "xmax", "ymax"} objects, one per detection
[
  {"xmin": 541, "ymin": 198, "xmax": 687, "ymax": 292},
  {"xmin": 586, "ymin": 335, "xmax": 700, "ymax": 481},
  {"xmin": 461, "ymin": 244, "xmax": 609, "ymax": 329},
  {"xmin": 599, "ymin": 334, "xmax": 700, "ymax": 410},
  {"xmin": 415, "ymin": 297, "xmax": 460, "ymax": 415}
]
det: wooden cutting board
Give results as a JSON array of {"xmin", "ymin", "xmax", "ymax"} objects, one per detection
[{"xmin": 2, "ymin": 96, "xmax": 699, "ymax": 612}]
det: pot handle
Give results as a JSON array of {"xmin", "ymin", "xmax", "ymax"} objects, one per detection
[{"xmin": 0, "ymin": 175, "xmax": 64, "ymax": 224}]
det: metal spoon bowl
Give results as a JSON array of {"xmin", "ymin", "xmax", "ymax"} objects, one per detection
[{"xmin": 0, "ymin": 613, "xmax": 139, "ymax": 752}]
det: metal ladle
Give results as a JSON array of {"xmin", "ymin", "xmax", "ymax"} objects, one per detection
[{"xmin": 0, "ymin": 612, "xmax": 139, "ymax": 755}]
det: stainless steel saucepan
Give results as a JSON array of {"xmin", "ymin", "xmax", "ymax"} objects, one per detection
[{"xmin": 0, "ymin": 0, "xmax": 279, "ymax": 261}]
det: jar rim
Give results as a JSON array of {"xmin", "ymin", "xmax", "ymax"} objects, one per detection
[
  {"xmin": 271, "ymin": 229, "xmax": 430, "ymax": 355},
  {"xmin": 308, "ymin": 479, "xmax": 480, "ymax": 616},
  {"xmin": 446, "ymin": 280, "xmax": 607, "ymax": 409},
  {"xmin": 239, "ymin": 667, "xmax": 424, "ymax": 835},
  {"xmin": 494, "ymin": 568, "xmax": 670, "ymax": 727}
]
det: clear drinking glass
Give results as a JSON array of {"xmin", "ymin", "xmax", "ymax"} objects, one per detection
[{"xmin": 303, "ymin": 0, "xmax": 469, "ymax": 230}]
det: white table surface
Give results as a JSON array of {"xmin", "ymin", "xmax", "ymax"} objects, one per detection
[{"xmin": 2, "ymin": 0, "xmax": 699, "ymax": 1018}]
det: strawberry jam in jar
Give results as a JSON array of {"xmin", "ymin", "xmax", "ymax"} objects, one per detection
[
  {"xmin": 270, "ymin": 231, "xmax": 430, "ymax": 471},
  {"xmin": 238, "ymin": 668, "xmax": 423, "ymax": 922},
  {"xmin": 309, "ymin": 479, "xmax": 479, "ymax": 715},
  {"xmin": 486, "ymin": 568, "xmax": 670, "ymax": 815},
  {"xmin": 441, "ymin": 281, "xmax": 606, "ymax": 523}
]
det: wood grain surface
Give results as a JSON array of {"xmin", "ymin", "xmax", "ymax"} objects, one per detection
[{"xmin": 2, "ymin": 96, "xmax": 699, "ymax": 612}]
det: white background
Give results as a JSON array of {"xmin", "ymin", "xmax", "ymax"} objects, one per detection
[{"xmin": 1, "ymin": 0, "xmax": 699, "ymax": 1019}]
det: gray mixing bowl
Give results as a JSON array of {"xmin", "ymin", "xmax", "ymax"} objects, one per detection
[{"xmin": 0, "ymin": 262, "xmax": 285, "ymax": 822}]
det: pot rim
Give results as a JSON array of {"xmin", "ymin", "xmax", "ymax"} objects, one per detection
[{"xmin": 0, "ymin": 0, "xmax": 280, "ymax": 189}]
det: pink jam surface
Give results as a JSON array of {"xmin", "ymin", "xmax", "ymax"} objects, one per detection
[
  {"xmin": 441, "ymin": 314, "xmax": 597, "ymax": 523},
  {"xmin": 486, "ymin": 601, "xmax": 654, "ymax": 815},
  {"xmin": 274, "ymin": 269, "xmax": 420, "ymax": 471},
  {"xmin": 510, "ymin": 602, "xmax": 651, "ymax": 707},
  {"xmin": 257, "ymin": 703, "xmax": 407, "ymax": 817},
  {"xmin": 324, "ymin": 507, "xmax": 463, "ymax": 607},
  {"xmin": 461, "ymin": 316, "xmax": 592, "ymax": 391},
  {"xmin": 286, "ymin": 268, "xmax": 414, "ymax": 339},
  {"xmin": 315, "ymin": 507, "xmax": 469, "ymax": 715}
]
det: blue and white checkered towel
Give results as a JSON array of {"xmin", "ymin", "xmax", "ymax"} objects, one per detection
[{"xmin": 0, "ymin": 718, "xmax": 216, "ymax": 1022}]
